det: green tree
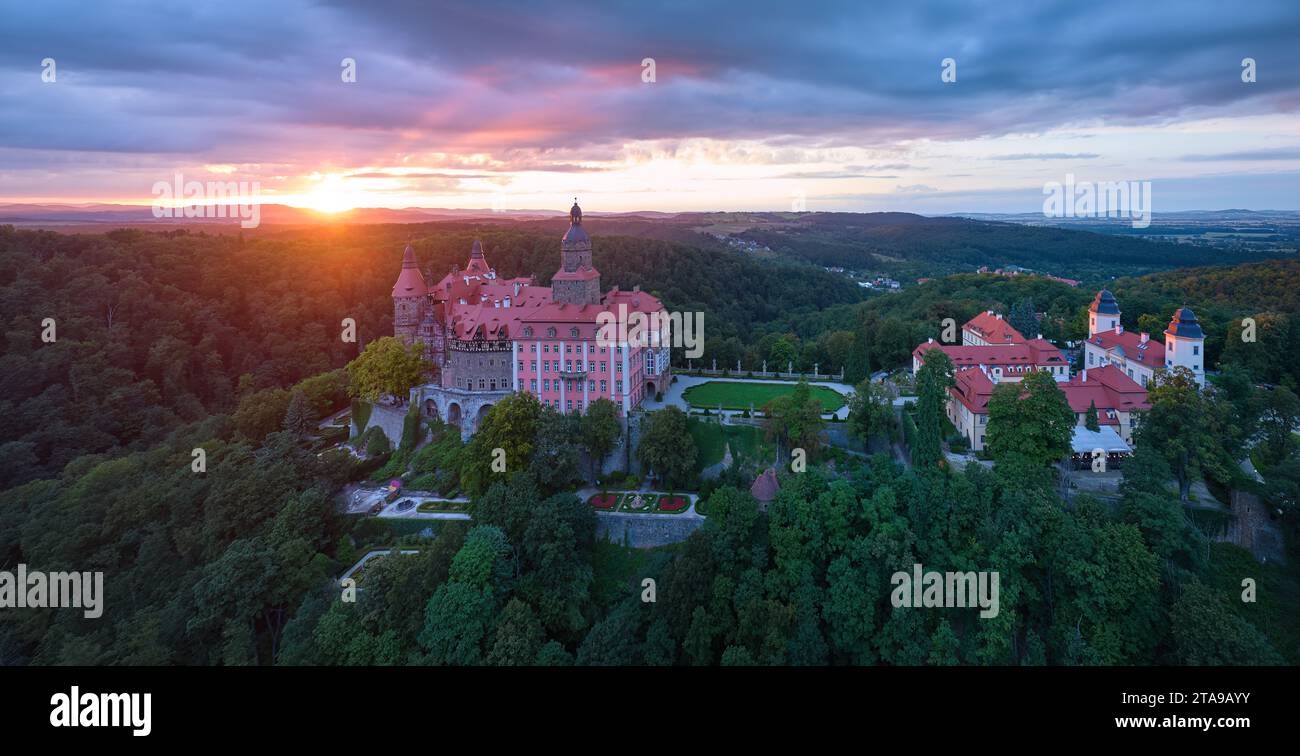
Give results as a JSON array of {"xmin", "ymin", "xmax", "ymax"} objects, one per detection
[
  {"xmin": 637, "ymin": 406, "xmax": 697, "ymax": 489},
  {"xmin": 461, "ymin": 393, "xmax": 543, "ymax": 496},
  {"xmin": 345, "ymin": 336, "xmax": 426, "ymax": 404},
  {"xmin": 486, "ymin": 599, "xmax": 546, "ymax": 666},
  {"xmin": 529, "ymin": 406, "xmax": 582, "ymax": 492},
  {"xmin": 282, "ymin": 389, "xmax": 315, "ymax": 438},
  {"xmin": 847, "ymin": 379, "xmax": 894, "ymax": 445},
  {"xmin": 1259, "ymin": 385, "xmax": 1300, "ymax": 466},
  {"xmin": 1171, "ymin": 581, "xmax": 1284, "ymax": 665},
  {"xmin": 913, "ymin": 348, "xmax": 955, "ymax": 468},
  {"xmin": 985, "ymin": 370, "xmax": 1075, "ymax": 468},
  {"xmin": 1136, "ymin": 367, "xmax": 1229, "ymax": 502},
  {"xmin": 1009, "ymin": 298, "xmax": 1038, "ymax": 340},
  {"xmin": 579, "ymin": 397, "xmax": 622, "ymax": 481},
  {"xmin": 763, "ymin": 380, "xmax": 826, "ymax": 458},
  {"xmin": 1084, "ymin": 399, "xmax": 1100, "ymax": 432}
]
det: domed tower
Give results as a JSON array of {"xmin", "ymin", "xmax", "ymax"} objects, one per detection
[
  {"xmin": 551, "ymin": 199, "xmax": 602, "ymax": 305},
  {"xmin": 1089, "ymin": 289, "xmax": 1121, "ymax": 336},
  {"xmin": 392, "ymin": 243, "xmax": 427, "ymax": 345},
  {"xmin": 1164, "ymin": 306, "xmax": 1206, "ymax": 387}
]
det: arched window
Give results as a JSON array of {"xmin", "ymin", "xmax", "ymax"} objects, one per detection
[
  {"xmin": 547, "ymin": 327, "xmax": 557, "ymax": 338},
  {"xmin": 570, "ymin": 327, "xmax": 579, "ymax": 338}
]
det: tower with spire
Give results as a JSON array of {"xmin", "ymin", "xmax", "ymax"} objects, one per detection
[
  {"xmin": 551, "ymin": 199, "xmax": 602, "ymax": 305},
  {"xmin": 1088, "ymin": 289, "xmax": 1121, "ymax": 336},
  {"xmin": 1164, "ymin": 306, "xmax": 1206, "ymax": 387},
  {"xmin": 392, "ymin": 243, "xmax": 427, "ymax": 345}
]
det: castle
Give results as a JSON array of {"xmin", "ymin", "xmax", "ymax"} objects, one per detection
[
  {"xmin": 911, "ymin": 291, "xmax": 1207, "ymax": 452},
  {"xmin": 392, "ymin": 201, "xmax": 672, "ymax": 437},
  {"xmin": 1083, "ymin": 289, "xmax": 1205, "ymax": 388}
]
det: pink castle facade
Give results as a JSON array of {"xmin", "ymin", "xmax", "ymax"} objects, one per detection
[{"xmin": 392, "ymin": 201, "xmax": 672, "ymax": 437}]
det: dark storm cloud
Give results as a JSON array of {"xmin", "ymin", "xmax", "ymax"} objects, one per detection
[{"xmin": 0, "ymin": 0, "xmax": 1297, "ymax": 166}]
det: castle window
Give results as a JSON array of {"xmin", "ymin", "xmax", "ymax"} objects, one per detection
[
  {"xmin": 530, "ymin": 344, "xmax": 537, "ymax": 353},
  {"xmin": 478, "ymin": 379, "xmax": 485, "ymax": 389},
  {"xmin": 547, "ymin": 328, "xmax": 556, "ymax": 338},
  {"xmin": 600, "ymin": 380, "xmax": 607, "ymax": 392},
  {"xmin": 531, "ymin": 361, "xmax": 536, "ymax": 371},
  {"xmin": 570, "ymin": 328, "xmax": 579, "ymax": 338}
]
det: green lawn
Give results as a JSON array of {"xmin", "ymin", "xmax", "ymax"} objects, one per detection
[
  {"xmin": 682, "ymin": 381, "xmax": 845, "ymax": 412},
  {"xmin": 689, "ymin": 419, "xmax": 771, "ymax": 471}
]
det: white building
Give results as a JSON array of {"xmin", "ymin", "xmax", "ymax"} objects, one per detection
[{"xmin": 1083, "ymin": 290, "xmax": 1205, "ymax": 388}]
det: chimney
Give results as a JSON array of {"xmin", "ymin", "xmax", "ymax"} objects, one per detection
[
  {"xmin": 928, "ymin": 337, "xmax": 934, "ymax": 344},
  {"xmin": 1082, "ymin": 368, "xmax": 1088, "ymax": 382},
  {"xmin": 995, "ymin": 313, "xmax": 1003, "ymax": 320},
  {"xmin": 1037, "ymin": 333, "xmax": 1043, "ymax": 340},
  {"xmin": 1115, "ymin": 324, "xmax": 1123, "ymax": 334},
  {"xmin": 1140, "ymin": 332, "xmax": 1149, "ymax": 343}
]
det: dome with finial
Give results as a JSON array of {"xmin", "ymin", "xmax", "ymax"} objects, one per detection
[
  {"xmin": 1090, "ymin": 289, "xmax": 1120, "ymax": 315},
  {"xmin": 1166, "ymin": 306, "xmax": 1204, "ymax": 339},
  {"xmin": 563, "ymin": 198, "xmax": 590, "ymax": 246}
]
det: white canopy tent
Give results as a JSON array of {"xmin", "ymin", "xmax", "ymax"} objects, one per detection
[{"xmin": 1069, "ymin": 426, "xmax": 1131, "ymax": 455}]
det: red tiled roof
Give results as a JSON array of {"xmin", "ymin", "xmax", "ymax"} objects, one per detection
[
  {"xmin": 1089, "ymin": 327, "xmax": 1165, "ymax": 365},
  {"xmin": 948, "ymin": 363, "xmax": 1148, "ymax": 418},
  {"xmin": 751, "ymin": 468, "xmax": 780, "ymax": 502},
  {"xmin": 914, "ymin": 338, "xmax": 1066, "ymax": 370},
  {"xmin": 962, "ymin": 311, "xmax": 1026, "ymax": 344}
]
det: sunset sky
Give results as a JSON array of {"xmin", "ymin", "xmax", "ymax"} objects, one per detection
[{"xmin": 3, "ymin": 0, "xmax": 1299, "ymax": 213}]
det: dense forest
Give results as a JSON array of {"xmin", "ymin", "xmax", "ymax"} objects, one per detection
[
  {"xmin": 732, "ymin": 212, "xmax": 1291, "ymax": 282},
  {"xmin": 0, "ymin": 223, "xmax": 862, "ymax": 484},
  {"xmin": 2, "ymin": 223, "xmax": 1297, "ymax": 666}
]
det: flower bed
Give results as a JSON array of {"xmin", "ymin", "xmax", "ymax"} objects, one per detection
[
  {"xmin": 416, "ymin": 500, "xmax": 467, "ymax": 513},
  {"xmin": 657, "ymin": 496, "xmax": 689, "ymax": 513},
  {"xmin": 620, "ymin": 493, "xmax": 658, "ymax": 512},
  {"xmin": 588, "ymin": 493, "xmax": 618, "ymax": 510}
]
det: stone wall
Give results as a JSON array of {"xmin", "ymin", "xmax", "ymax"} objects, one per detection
[
  {"xmin": 353, "ymin": 402, "xmax": 408, "ymax": 448},
  {"xmin": 594, "ymin": 512, "xmax": 704, "ymax": 548}
]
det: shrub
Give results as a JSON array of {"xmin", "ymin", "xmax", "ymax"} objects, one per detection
[
  {"xmin": 364, "ymin": 425, "xmax": 391, "ymax": 457},
  {"xmin": 351, "ymin": 399, "xmax": 372, "ymax": 435}
]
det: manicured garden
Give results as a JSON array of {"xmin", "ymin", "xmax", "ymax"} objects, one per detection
[
  {"xmin": 587, "ymin": 492, "xmax": 694, "ymax": 515},
  {"xmin": 682, "ymin": 381, "xmax": 846, "ymax": 412}
]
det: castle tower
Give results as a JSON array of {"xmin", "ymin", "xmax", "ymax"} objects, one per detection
[
  {"xmin": 551, "ymin": 200, "xmax": 602, "ymax": 305},
  {"xmin": 1164, "ymin": 306, "xmax": 1206, "ymax": 387},
  {"xmin": 1088, "ymin": 289, "xmax": 1121, "ymax": 336},
  {"xmin": 392, "ymin": 243, "xmax": 427, "ymax": 345},
  {"xmin": 466, "ymin": 238, "xmax": 491, "ymax": 276}
]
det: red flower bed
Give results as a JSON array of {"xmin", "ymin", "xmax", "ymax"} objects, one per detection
[
  {"xmin": 658, "ymin": 496, "xmax": 688, "ymax": 513},
  {"xmin": 588, "ymin": 494, "xmax": 618, "ymax": 510}
]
